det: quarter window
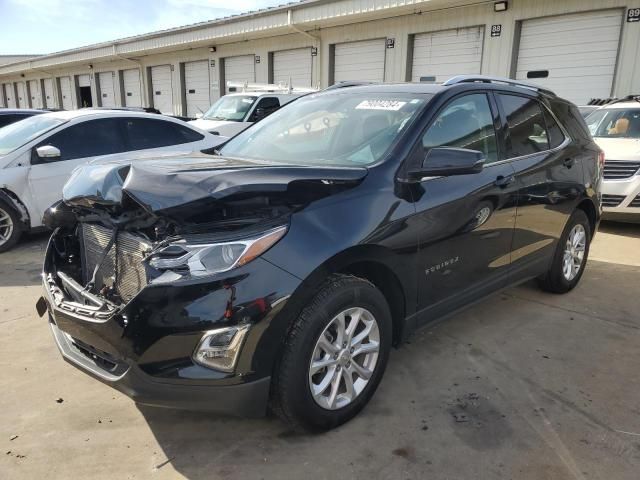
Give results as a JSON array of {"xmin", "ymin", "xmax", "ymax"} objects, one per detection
[
  {"xmin": 36, "ymin": 118, "xmax": 126, "ymax": 161},
  {"xmin": 421, "ymin": 93, "xmax": 499, "ymax": 164},
  {"xmin": 543, "ymin": 109, "xmax": 565, "ymax": 148},
  {"xmin": 497, "ymin": 94, "xmax": 549, "ymax": 158},
  {"xmin": 123, "ymin": 118, "xmax": 204, "ymax": 151}
]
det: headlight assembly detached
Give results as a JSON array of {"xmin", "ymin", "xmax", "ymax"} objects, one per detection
[{"xmin": 149, "ymin": 226, "xmax": 287, "ymax": 276}]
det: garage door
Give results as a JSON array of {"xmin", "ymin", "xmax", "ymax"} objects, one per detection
[
  {"xmin": 77, "ymin": 74, "xmax": 90, "ymax": 88},
  {"xmin": 151, "ymin": 65, "xmax": 173, "ymax": 114},
  {"xmin": 98, "ymin": 72, "xmax": 116, "ymax": 107},
  {"xmin": 3, "ymin": 84, "xmax": 15, "ymax": 108},
  {"xmin": 28, "ymin": 80, "xmax": 43, "ymax": 108},
  {"xmin": 411, "ymin": 26, "xmax": 484, "ymax": 83},
  {"xmin": 334, "ymin": 39, "xmax": 386, "ymax": 83},
  {"xmin": 224, "ymin": 55, "xmax": 255, "ymax": 90},
  {"xmin": 16, "ymin": 82, "xmax": 27, "ymax": 108},
  {"xmin": 273, "ymin": 48, "xmax": 312, "ymax": 87},
  {"xmin": 43, "ymin": 78, "xmax": 56, "ymax": 108},
  {"xmin": 59, "ymin": 76, "xmax": 73, "ymax": 109},
  {"xmin": 184, "ymin": 60, "xmax": 210, "ymax": 117},
  {"xmin": 123, "ymin": 69, "xmax": 142, "ymax": 107},
  {"xmin": 515, "ymin": 10, "xmax": 623, "ymax": 105}
]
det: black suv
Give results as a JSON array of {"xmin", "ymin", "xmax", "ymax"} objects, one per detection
[{"xmin": 38, "ymin": 76, "xmax": 602, "ymax": 432}]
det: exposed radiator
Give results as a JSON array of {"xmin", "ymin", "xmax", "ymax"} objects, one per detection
[{"xmin": 80, "ymin": 224, "xmax": 151, "ymax": 302}]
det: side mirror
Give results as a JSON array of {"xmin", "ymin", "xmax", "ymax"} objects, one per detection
[
  {"xmin": 36, "ymin": 145, "xmax": 61, "ymax": 160},
  {"xmin": 408, "ymin": 147, "xmax": 485, "ymax": 180}
]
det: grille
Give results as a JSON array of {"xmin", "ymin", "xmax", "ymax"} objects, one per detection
[
  {"xmin": 601, "ymin": 194, "xmax": 626, "ymax": 207},
  {"xmin": 631, "ymin": 195, "xmax": 640, "ymax": 208},
  {"xmin": 81, "ymin": 224, "xmax": 151, "ymax": 302},
  {"xmin": 603, "ymin": 160, "xmax": 640, "ymax": 180}
]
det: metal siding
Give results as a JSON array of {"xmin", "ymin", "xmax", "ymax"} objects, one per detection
[
  {"xmin": 122, "ymin": 69, "xmax": 142, "ymax": 107},
  {"xmin": 43, "ymin": 78, "xmax": 55, "ymax": 108},
  {"xmin": 98, "ymin": 72, "xmax": 116, "ymax": 107},
  {"xmin": 334, "ymin": 38, "xmax": 386, "ymax": 82},
  {"xmin": 59, "ymin": 77, "xmax": 73, "ymax": 110},
  {"xmin": 16, "ymin": 82, "xmax": 26, "ymax": 108},
  {"xmin": 516, "ymin": 9, "xmax": 623, "ymax": 104},
  {"xmin": 411, "ymin": 26, "xmax": 484, "ymax": 82},
  {"xmin": 273, "ymin": 48, "xmax": 313, "ymax": 87},
  {"xmin": 28, "ymin": 80, "xmax": 42, "ymax": 108},
  {"xmin": 224, "ymin": 55, "xmax": 256, "ymax": 86},
  {"xmin": 184, "ymin": 60, "xmax": 210, "ymax": 117},
  {"xmin": 151, "ymin": 65, "xmax": 174, "ymax": 114}
]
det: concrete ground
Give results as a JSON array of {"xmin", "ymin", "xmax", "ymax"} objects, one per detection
[{"xmin": 1, "ymin": 222, "xmax": 639, "ymax": 480}]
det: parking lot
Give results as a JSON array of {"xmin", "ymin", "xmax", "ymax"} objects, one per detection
[{"xmin": 0, "ymin": 222, "xmax": 637, "ymax": 480}]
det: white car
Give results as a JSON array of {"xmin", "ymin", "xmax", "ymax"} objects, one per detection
[
  {"xmin": 189, "ymin": 91, "xmax": 308, "ymax": 137},
  {"xmin": 585, "ymin": 97, "xmax": 640, "ymax": 222},
  {"xmin": 0, "ymin": 109, "xmax": 224, "ymax": 252}
]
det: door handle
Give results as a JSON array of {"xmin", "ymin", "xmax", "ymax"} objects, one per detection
[
  {"xmin": 495, "ymin": 175, "xmax": 515, "ymax": 187},
  {"xmin": 563, "ymin": 158, "xmax": 575, "ymax": 168}
]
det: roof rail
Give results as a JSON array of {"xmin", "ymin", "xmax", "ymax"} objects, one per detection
[
  {"xmin": 442, "ymin": 75, "xmax": 556, "ymax": 97},
  {"xmin": 323, "ymin": 81, "xmax": 376, "ymax": 91}
]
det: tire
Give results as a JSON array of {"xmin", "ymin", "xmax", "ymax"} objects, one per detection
[
  {"xmin": 270, "ymin": 274, "xmax": 392, "ymax": 432},
  {"xmin": 538, "ymin": 209, "xmax": 591, "ymax": 294},
  {"xmin": 0, "ymin": 199, "xmax": 23, "ymax": 254}
]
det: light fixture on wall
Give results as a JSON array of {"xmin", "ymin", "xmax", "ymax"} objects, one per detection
[
  {"xmin": 494, "ymin": 1, "xmax": 508, "ymax": 12},
  {"xmin": 88, "ymin": 64, "xmax": 93, "ymax": 69},
  {"xmin": 209, "ymin": 46, "xmax": 217, "ymax": 53}
]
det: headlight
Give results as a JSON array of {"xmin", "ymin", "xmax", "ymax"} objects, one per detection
[
  {"xmin": 193, "ymin": 325, "xmax": 250, "ymax": 372},
  {"xmin": 148, "ymin": 225, "xmax": 287, "ymax": 276}
]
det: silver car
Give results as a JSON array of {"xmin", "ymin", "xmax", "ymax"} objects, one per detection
[{"xmin": 586, "ymin": 98, "xmax": 640, "ymax": 222}]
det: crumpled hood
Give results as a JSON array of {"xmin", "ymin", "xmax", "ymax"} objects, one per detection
[
  {"xmin": 62, "ymin": 155, "xmax": 367, "ymax": 218},
  {"xmin": 594, "ymin": 137, "xmax": 640, "ymax": 161}
]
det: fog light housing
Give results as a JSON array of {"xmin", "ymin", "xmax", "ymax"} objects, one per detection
[{"xmin": 193, "ymin": 325, "xmax": 250, "ymax": 372}]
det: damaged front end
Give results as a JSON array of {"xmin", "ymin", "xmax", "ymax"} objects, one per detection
[{"xmin": 37, "ymin": 156, "xmax": 366, "ymax": 413}]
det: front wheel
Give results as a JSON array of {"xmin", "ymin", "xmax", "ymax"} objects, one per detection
[
  {"xmin": 538, "ymin": 209, "xmax": 591, "ymax": 293},
  {"xmin": 0, "ymin": 199, "xmax": 23, "ymax": 253},
  {"xmin": 270, "ymin": 274, "xmax": 392, "ymax": 432}
]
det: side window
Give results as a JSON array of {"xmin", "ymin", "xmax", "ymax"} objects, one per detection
[
  {"xmin": 497, "ymin": 94, "xmax": 549, "ymax": 158},
  {"xmin": 249, "ymin": 97, "xmax": 280, "ymax": 122},
  {"xmin": 543, "ymin": 108, "xmax": 565, "ymax": 148},
  {"xmin": 123, "ymin": 118, "xmax": 204, "ymax": 151},
  {"xmin": 422, "ymin": 93, "xmax": 499, "ymax": 164},
  {"xmin": 37, "ymin": 118, "xmax": 126, "ymax": 161}
]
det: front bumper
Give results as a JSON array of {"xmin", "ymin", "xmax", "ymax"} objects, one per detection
[
  {"xmin": 601, "ymin": 175, "xmax": 640, "ymax": 222},
  {"xmin": 40, "ymin": 233, "xmax": 301, "ymax": 416}
]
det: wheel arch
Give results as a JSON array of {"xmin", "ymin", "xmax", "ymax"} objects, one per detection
[
  {"xmin": 575, "ymin": 197, "xmax": 598, "ymax": 236},
  {"xmin": 0, "ymin": 188, "xmax": 30, "ymax": 228}
]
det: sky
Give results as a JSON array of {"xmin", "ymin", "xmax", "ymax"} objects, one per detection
[{"xmin": 0, "ymin": 0, "xmax": 289, "ymax": 55}]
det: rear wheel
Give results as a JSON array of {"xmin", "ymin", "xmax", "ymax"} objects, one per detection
[
  {"xmin": 538, "ymin": 209, "xmax": 590, "ymax": 293},
  {"xmin": 0, "ymin": 200, "xmax": 23, "ymax": 253},
  {"xmin": 271, "ymin": 274, "xmax": 392, "ymax": 432}
]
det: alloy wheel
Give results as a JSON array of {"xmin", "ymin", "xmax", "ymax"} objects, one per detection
[
  {"xmin": 308, "ymin": 307, "xmax": 380, "ymax": 410},
  {"xmin": 0, "ymin": 207, "xmax": 14, "ymax": 248},
  {"xmin": 562, "ymin": 224, "xmax": 586, "ymax": 281}
]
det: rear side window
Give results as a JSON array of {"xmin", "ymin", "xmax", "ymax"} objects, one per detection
[
  {"xmin": 123, "ymin": 118, "xmax": 204, "ymax": 151},
  {"xmin": 543, "ymin": 109, "xmax": 565, "ymax": 148},
  {"xmin": 498, "ymin": 94, "xmax": 549, "ymax": 158},
  {"xmin": 37, "ymin": 118, "xmax": 126, "ymax": 161},
  {"xmin": 421, "ymin": 93, "xmax": 499, "ymax": 164},
  {"xmin": 0, "ymin": 114, "xmax": 30, "ymax": 128}
]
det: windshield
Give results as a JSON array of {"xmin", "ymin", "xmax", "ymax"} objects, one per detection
[
  {"xmin": 0, "ymin": 115, "xmax": 66, "ymax": 155},
  {"xmin": 220, "ymin": 93, "xmax": 429, "ymax": 166},
  {"xmin": 202, "ymin": 95, "xmax": 257, "ymax": 121},
  {"xmin": 586, "ymin": 108, "xmax": 640, "ymax": 138}
]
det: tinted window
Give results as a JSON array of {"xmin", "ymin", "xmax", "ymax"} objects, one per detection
[
  {"xmin": 422, "ymin": 93, "xmax": 499, "ymax": 164},
  {"xmin": 0, "ymin": 114, "xmax": 32, "ymax": 128},
  {"xmin": 36, "ymin": 118, "xmax": 125, "ymax": 161},
  {"xmin": 249, "ymin": 97, "xmax": 280, "ymax": 121},
  {"xmin": 124, "ymin": 118, "xmax": 204, "ymax": 150},
  {"xmin": 543, "ymin": 109, "xmax": 565, "ymax": 148},
  {"xmin": 498, "ymin": 94, "xmax": 549, "ymax": 158}
]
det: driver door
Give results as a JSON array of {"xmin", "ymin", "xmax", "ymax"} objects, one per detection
[
  {"xmin": 410, "ymin": 92, "xmax": 518, "ymax": 324},
  {"xmin": 28, "ymin": 118, "xmax": 127, "ymax": 216}
]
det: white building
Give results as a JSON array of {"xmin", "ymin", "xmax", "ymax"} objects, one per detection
[{"xmin": 1, "ymin": 0, "xmax": 639, "ymax": 112}]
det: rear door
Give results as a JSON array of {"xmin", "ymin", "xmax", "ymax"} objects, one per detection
[
  {"xmin": 121, "ymin": 117, "xmax": 205, "ymax": 153},
  {"xmin": 495, "ymin": 92, "xmax": 580, "ymax": 278},
  {"xmin": 28, "ymin": 118, "xmax": 128, "ymax": 215},
  {"xmin": 411, "ymin": 92, "xmax": 517, "ymax": 322}
]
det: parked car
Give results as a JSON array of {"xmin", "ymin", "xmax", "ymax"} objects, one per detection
[
  {"xmin": 189, "ymin": 83, "xmax": 314, "ymax": 137},
  {"xmin": 38, "ymin": 76, "xmax": 601, "ymax": 432},
  {"xmin": 0, "ymin": 108, "xmax": 47, "ymax": 129},
  {"xmin": 584, "ymin": 95, "xmax": 640, "ymax": 222},
  {"xmin": 0, "ymin": 109, "xmax": 224, "ymax": 252}
]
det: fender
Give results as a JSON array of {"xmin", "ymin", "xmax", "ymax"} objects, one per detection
[{"xmin": 0, "ymin": 188, "xmax": 30, "ymax": 227}]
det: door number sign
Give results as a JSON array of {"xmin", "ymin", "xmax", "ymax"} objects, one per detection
[
  {"xmin": 491, "ymin": 25, "xmax": 502, "ymax": 37},
  {"xmin": 628, "ymin": 8, "xmax": 640, "ymax": 22}
]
